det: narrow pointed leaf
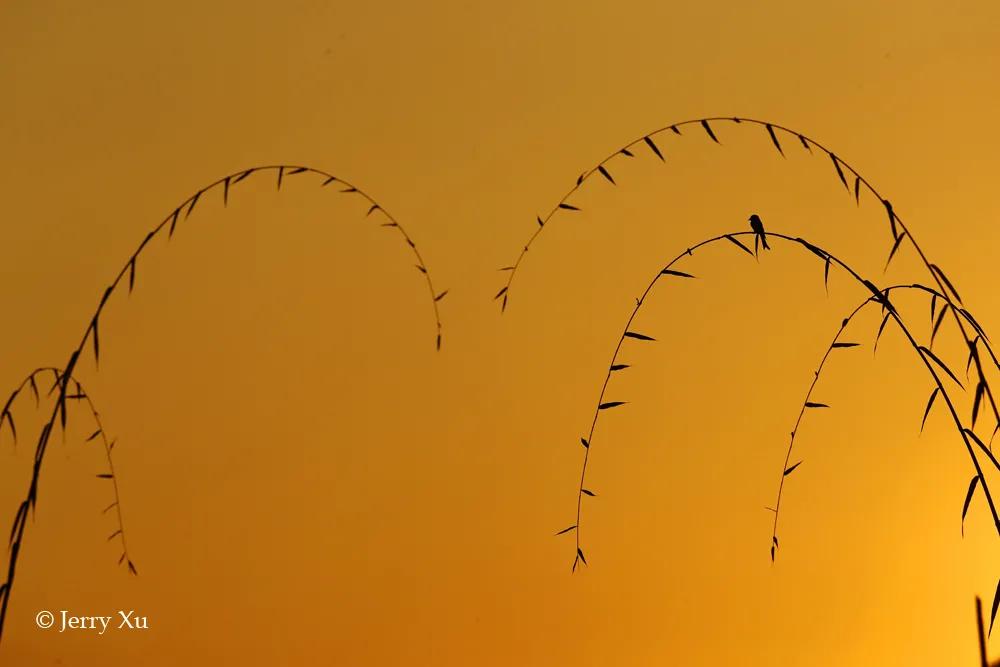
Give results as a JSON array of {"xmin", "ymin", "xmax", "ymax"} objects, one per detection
[
  {"xmin": 580, "ymin": 437, "xmax": 589, "ymax": 449},
  {"xmin": 434, "ymin": 290, "xmax": 448, "ymax": 302},
  {"xmin": 919, "ymin": 346, "xmax": 963, "ymax": 388},
  {"xmin": 884, "ymin": 232, "xmax": 905, "ymax": 271},
  {"xmin": 597, "ymin": 165, "xmax": 615, "ymax": 185},
  {"xmin": 234, "ymin": 168, "xmax": 255, "ymax": 184},
  {"xmin": 644, "ymin": 136, "xmax": 664, "ymax": 161},
  {"xmin": 555, "ymin": 525, "xmax": 577, "ymax": 536},
  {"xmin": 725, "ymin": 235, "xmax": 753, "ymax": 256},
  {"xmin": 824, "ymin": 257, "xmax": 831, "ymax": 291},
  {"xmin": 831, "ymin": 342, "xmax": 859, "ymax": 349},
  {"xmin": 920, "ymin": 387, "xmax": 939, "ymax": 432},
  {"xmin": 277, "ymin": 166, "xmax": 284, "ymax": 190},
  {"xmin": 765, "ymin": 124, "xmax": 784, "ymax": 156},
  {"xmin": 874, "ymin": 313, "xmax": 891, "ymax": 355},
  {"xmin": 610, "ymin": 364, "xmax": 630, "ymax": 371},
  {"xmin": 930, "ymin": 303, "xmax": 949, "ymax": 347},
  {"xmin": 930, "ymin": 263, "xmax": 963, "ymax": 303},
  {"xmin": 598, "ymin": 401, "xmax": 626, "ymax": 410},
  {"xmin": 620, "ymin": 148, "xmax": 634, "ymax": 157},
  {"xmin": 577, "ymin": 547, "xmax": 587, "ymax": 566},
  {"xmin": 991, "ymin": 578, "xmax": 1000, "ymax": 635},
  {"xmin": 853, "ymin": 176, "xmax": 861, "ymax": 204},
  {"xmin": 581, "ymin": 489, "xmax": 596, "ymax": 497},
  {"xmin": 670, "ymin": 125, "xmax": 681, "ymax": 135},
  {"xmin": 559, "ymin": 203, "xmax": 580, "ymax": 211},
  {"xmin": 223, "ymin": 176, "xmax": 230, "ymax": 206},
  {"xmin": 961, "ymin": 475, "xmax": 979, "ymax": 536},
  {"xmin": 805, "ymin": 402, "xmax": 829, "ymax": 408},
  {"xmin": 701, "ymin": 119, "xmax": 719, "ymax": 143},
  {"xmin": 494, "ymin": 286, "xmax": 508, "ymax": 301},
  {"xmin": 798, "ymin": 134, "xmax": 811, "ymax": 152},
  {"xmin": 624, "ymin": 331, "xmax": 655, "ymax": 341},
  {"xmin": 96, "ymin": 473, "xmax": 114, "ymax": 479},
  {"xmin": 661, "ymin": 269, "xmax": 696, "ymax": 278},
  {"xmin": 537, "ymin": 216, "xmax": 544, "ymax": 227},
  {"xmin": 882, "ymin": 199, "xmax": 899, "ymax": 239},
  {"xmin": 185, "ymin": 190, "xmax": 201, "ymax": 219},
  {"xmin": 128, "ymin": 258, "xmax": 136, "ymax": 293},
  {"xmin": 783, "ymin": 461, "xmax": 804, "ymax": 476},
  {"xmin": 86, "ymin": 429, "xmax": 102, "ymax": 442}
]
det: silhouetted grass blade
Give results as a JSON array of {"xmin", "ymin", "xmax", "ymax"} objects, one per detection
[
  {"xmin": 804, "ymin": 402, "xmax": 829, "ymax": 408},
  {"xmin": 555, "ymin": 525, "xmax": 577, "ymax": 536},
  {"xmin": 921, "ymin": 387, "xmax": 940, "ymax": 432},
  {"xmin": 963, "ymin": 476, "xmax": 980, "ymax": 536},
  {"xmin": 930, "ymin": 263, "xmax": 963, "ymax": 303},
  {"xmin": 992, "ymin": 578, "xmax": 1000, "ymax": 635},
  {"xmin": 724, "ymin": 234, "xmax": 754, "ymax": 256},
  {"xmin": 830, "ymin": 154, "xmax": 849, "ymax": 190},
  {"xmin": 853, "ymin": 176, "xmax": 861, "ymax": 205},
  {"xmin": 644, "ymin": 136, "xmax": 664, "ymax": 161},
  {"xmin": 598, "ymin": 401, "xmax": 626, "ymax": 410},
  {"xmin": 660, "ymin": 269, "xmax": 695, "ymax": 278},
  {"xmin": 580, "ymin": 438, "xmax": 589, "ymax": 449},
  {"xmin": 559, "ymin": 203, "xmax": 580, "ymax": 211},
  {"xmin": 610, "ymin": 364, "xmax": 630, "ymax": 371},
  {"xmin": 765, "ymin": 124, "xmax": 784, "ymax": 156},
  {"xmin": 919, "ymin": 345, "xmax": 964, "ymax": 388},
  {"xmin": 581, "ymin": 489, "xmax": 596, "ymax": 497},
  {"xmin": 597, "ymin": 166, "xmax": 615, "ymax": 185},
  {"xmin": 783, "ymin": 461, "xmax": 803, "ymax": 476},
  {"xmin": 831, "ymin": 342, "xmax": 859, "ymax": 349},
  {"xmin": 624, "ymin": 332, "xmax": 655, "ymax": 341},
  {"xmin": 700, "ymin": 120, "xmax": 719, "ymax": 143}
]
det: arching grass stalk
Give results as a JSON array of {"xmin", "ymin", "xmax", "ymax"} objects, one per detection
[
  {"xmin": 0, "ymin": 367, "xmax": 135, "ymax": 574},
  {"xmin": 497, "ymin": 117, "xmax": 1000, "ymax": 446},
  {"xmin": 556, "ymin": 230, "xmax": 999, "ymax": 625},
  {"xmin": 0, "ymin": 165, "xmax": 445, "ymax": 644}
]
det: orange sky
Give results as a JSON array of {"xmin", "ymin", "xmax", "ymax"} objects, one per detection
[{"xmin": 2, "ymin": 1, "xmax": 999, "ymax": 664}]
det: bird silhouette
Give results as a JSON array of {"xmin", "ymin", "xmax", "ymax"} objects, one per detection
[{"xmin": 749, "ymin": 213, "xmax": 770, "ymax": 254}]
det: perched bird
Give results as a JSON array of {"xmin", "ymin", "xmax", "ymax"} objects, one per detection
[{"xmin": 749, "ymin": 213, "xmax": 770, "ymax": 254}]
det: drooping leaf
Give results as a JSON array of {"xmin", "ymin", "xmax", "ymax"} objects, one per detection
[
  {"xmin": 798, "ymin": 134, "xmax": 812, "ymax": 152},
  {"xmin": 853, "ymin": 176, "xmax": 861, "ymax": 205},
  {"xmin": 537, "ymin": 216, "xmax": 544, "ymax": 228},
  {"xmin": 884, "ymin": 231, "xmax": 906, "ymax": 271},
  {"xmin": 185, "ymin": 190, "xmax": 201, "ymax": 219},
  {"xmin": 919, "ymin": 346, "xmax": 963, "ymax": 388},
  {"xmin": 277, "ymin": 166, "xmax": 284, "ymax": 190},
  {"xmin": 624, "ymin": 331, "xmax": 655, "ymax": 341},
  {"xmin": 234, "ymin": 168, "xmax": 255, "ymax": 184},
  {"xmin": 783, "ymin": 461, "xmax": 804, "ymax": 476},
  {"xmin": 168, "ymin": 207, "xmax": 181, "ymax": 237},
  {"xmin": 91, "ymin": 317, "xmax": 100, "ymax": 366},
  {"xmin": 581, "ymin": 489, "xmax": 596, "ymax": 497},
  {"xmin": 620, "ymin": 148, "xmax": 634, "ymax": 157},
  {"xmin": 991, "ymin": 578, "xmax": 1000, "ymax": 636},
  {"xmin": 223, "ymin": 176, "xmax": 230, "ymax": 207},
  {"xmin": 644, "ymin": 136, "xmax": 664, "ymax": 161},
  {"xmin": 415, "ymin": 264, "xmax": 427, "ymax": 274},
  {"xmin": 959, "ymin": 308, "xmax": 989, "ymax": 342},
  {"xmin": 367, "ymin": 204, "xmax": 380, "ymax": 217},
  {"xmin": 597, "ymin": 165, "xmax": 615, "ymax": 185},
  {"xmin": 724, "ymin": 235, "xmax": 753, "ymax": 256},
  {"xmin": 765, "ymin": 124, "xmax": 784, "ymax": 156},
  {"xmin": 824, "ymin": 257, "xmax": 831, "ymax": 292},
  {"xmin": 577, "ymin": 547, "xmax": 587, "ymax": 566},
  {"xmin": 128, "ymin": 257, "xmax": 136, "ymax": 294},
  {"xmin": 434, "ymin": 290, "xmax": 448, "ymax": 302},
  {"xmin": 555, "ymin": 525, "xmax": 577, "ymax": 535},
  {"xmin": 882, "ymin": 199, "xmax": 899, "ymax": 239},
  {"xmin": 873, "ymin": 312, "xmax": 891, "ymax": 355},
  {"xmin": 494, "ymin": 286, "xmax": 508, "ymax": 301},
  {"xmin": 920, "ymin": 387, "xmax": 939, "ymax": 432},
  {"xmin": 598, "ymin": 401, "xmax": 626, "ymax": 410},
  {"xmin": 127, "ymin": 560, "xmax": 138, "ymax": 575},
  {"xmin": 321, "ymin": 175, "xmax": 337, "ymax": 186},
  {"xmin": 930, "ymin": 303, "xmax": 949, "ymax": 348},
  {"xmin": 701, "ymin": 120, "xmax": 719, "ymax": 143},
  {"xmin": 930, "ymin": 263, "xmax": 963, "ymax": 303},
  {"xmin": 576, "ymin": 172, "xmax": 585, "ymax": 186},
  {"xmin": 830, "ymin": 154, "xmax": 849, "ymax": 190},
  {"xmin": 580, "ymin": 437, "xmax": 589, "ymax": 449},
  {"xmin": 670, "ymin": 125, "xmax": 681, "ymax": 135},
  {"xmin": 107, "ymin": 529, "xmax": 122, "ymax": 541},
  {"xmin": 961, "ymin": 475, "xmax": 979, "ymax": 536},
  {"xmin": 102, "ymin": 501, "xmax": 118, "ymax": 514},
  {"xmin": 86, "ymin": 429, "xmax": 102, "ymax": 442},
  {"xmin": 972, "ymin": 381, "xmax": 985, "ymax": 428},
  {"xmin": 660, "ymin": 269, "xmax": 696, "ymax": 278}
]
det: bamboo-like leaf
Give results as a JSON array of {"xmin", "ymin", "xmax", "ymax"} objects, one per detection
[
  {"xmin": 701, "ymin": 120, "xmax": 719, "ymax": 143},
  {"xmin": 168, "ymin": 207, "xmax": 180, "ymax": 237},
  {"xmin": 415, "ymin": 265, "xmax": 427, "ymax": 274},
  {"xmin": 830, "ymin": 154, "xmax": 849, "ymax": 190},
  {"xmin": 128, "ymin": 258, "xmax": 136, "ymax": 294},
  {"xmin": 961, "ymin": 475, "xmax": 979, "ymax": 536},
  {"xmin": 494, "ymin": 286, "xmax": 508, "ymax": 301},
  {"xmin": 223, "ymin": 176, "xmax": 230, "ymax": 206},
  {"xmin": 127, "ymin": 560, "xmax": 138, "ymax": 575},
  {"xmin": 724, "ymin": 235, "xmax": 753, "ymax": 256},
  {"xmin": 555, "ymin": 525, "xmax": 577, "ymax": 535},
  {"xmin": 930, "ymin": 263, "xmax": 963, "ymax": 303},
  {"xmin": 972, "ymin": 381, "xmax": 985, "ymax": 429},
  {"xmin": 882, "ymin": 199, "xmax": 899, "ymax": 239},
  {"xmin": 670, "ymin": 125, "xmax": 681, "ymax": 135},
  {"xmin": 824, "ymin": 257, "xmax": 831, "ymax": 292},
  {"xmin": 805, "ymin": 402, "xmax": 829, "ymax": 408},
  {"xmin": 91, "ymin": 317, "xmax": 100, "ymax": 366},
  {"xmin": 340, "ymin": 186, "xmax": 358, "ymax": 193},
  {"xmin": 853, "ymin": 176, "xmax": 861, "ymax": 204},
  {"xmin": 288, "ymin": 167, "xmax": 307, "ymax": 175},
  {"xmin": 920, "ymin": 387, "xmax": 939, "ymax": 432},
  {"xmin": 610, "ymin": 364, "xmax": 630, "ymax": 371},
  {"xmin": 580, "ymin": 437, "xmax": 589, "ymax": 448},
  {"xmin": 597, "ymin": 165, "xmax": 615, "ymax": 185},
  {"xmin": 107, "ymin": 529, "xmax": 122, "ymax": 541},
  {"xmin": 960, "ymin": 308, "xmax": 989, "ymax": 342},
  {"xmin": 185, "ymin": 190, "xmax": 201, "ymax": 218},
  {"xmin": 598, "ymin": 401, "xmax": 626, "ymax": 410},
  {"xmin": 118, "ymin": 553, "xmax": 126, "ymax": 565},
  {"xmin": 770, "ymin": 545, "xmax": 776, "ymax": 561},
  {"xmin": 624, "ymin": 331, "xmax": 655, "ymax": 341},
  {"xmin": 537, "ymin": 216, "xmax": 544, "ymax": 228},
  {"xmin": 234, "ymin": 168, "xmax": 255, "ymax": 184},
  {"xmin": 644, "ymin": 136, "xmax": 664, "ymax": 161},
  {"xmin": 930, "ymin": 303, "xmax": 949, "ymax": 347},
  {"xmin": 321, "ymin": 175, "xmax": 336, "ymax": 186},
  {"xmin": 783, "ymin": 461, "xmax": 803, "ymax": 476},
  {"xmin": 577, "ymin": 547, "xmax": 587, "ymax": 566},
  {"xmin": 102, "ymin": 501, "xmax": 118, "ymax": 514},
  {"xmin": 991, "ymin": 578, "xmax": 1000, "ymax": 636},
  {"xmin": 559, "ymin": 203, "xmax": 580, "ymax": 211},
  {"xmin": 798, "ymin": 134, "xmax": 811, "ymax": 152},
  {"xmin": 620, "ymin": 148, "xmax": 634, "ymax": 157},
  {"xmin": 765, "ymin": 124, "xmax": 784, "ymax": 156},
  {"xmin": 86, "ymin": 429, "xmax": 102, "ymax": 442},
  {"xmin": 576, "ymin": 172, "xmax": 585, "ymax": 186},
  {"xmin": 2, "ymin": 410, "xmax": 15, "ymax": 443},
  {"xmin": 434, "ymin": 290, "xmax": 448, "ymax": 302},
  {"xmin": 436, "ymin": 333, "xmax": 441, "ymax": 351},
  {"xmin": 831, "ymin": 342, "xmax": 859, "ymax": 349},
  {"xmin": 367, "ymin": 204, "xmax": 380, "ymax": 217},
  {"xmin": 884, "ymin": 232, "xmax": 905, "ymax": 271},
  {"xmin": 581, "ymin": 489, "xmax": 596, "ymax": 497},
  {"xmin": 919, "ymin": 346, "xmax": 963, "ymax": 388},
  {"xmin": 28, "ymin": 375, "xmax": 39, "ymax": 405},
  {"xmin": 277, "ymin": 166, "xmax": 284, "ymax": 190},
  {"xmin": 874, "ymin": 313, "xmax": 891, "ymax": 355},
  {"xmin": 96, "ymin": 473, "xmax": 114, "ymax": 479},
  {"xmin": 661, "ymin": 269, "xmax": 696, "ymax": 278}
]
